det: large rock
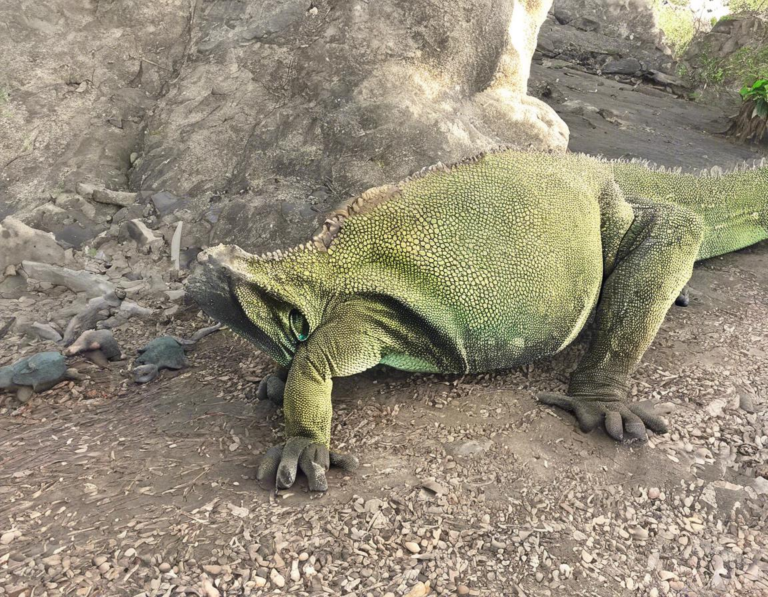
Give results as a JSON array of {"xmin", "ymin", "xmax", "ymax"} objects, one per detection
[
  {"xmin": 22, "ymin": 261, "xmax": 115, "ymax": 298},
  {"xmin": 133, "ymin": 0, "xmax": 569, "ymax": 253},
  {"xmin": 0, "ymin": 352, "xmax": 68, "ymax": 393},
  {"xmin": 0, "ymin": 217, "xmax": 66, "ymax": 273}
]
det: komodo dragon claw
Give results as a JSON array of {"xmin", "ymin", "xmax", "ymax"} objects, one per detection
[
  {"xmin": 256, "ymin": 373, "xmax": 285, "ymax": 406},
  {"xmin": 537, "ymin": 393, "xmax": 668, "ymax": 442},
  {"xmin": 256, "ymin": 437, "xmax": 359, "ymax": 492}
]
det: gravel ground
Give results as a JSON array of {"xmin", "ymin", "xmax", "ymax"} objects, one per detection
[{"xmin": 1, "ymin": 239, "xmax": 767, "ymax": 597}]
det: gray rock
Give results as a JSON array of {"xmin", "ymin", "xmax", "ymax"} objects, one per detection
[
  {"xmin": 570, "ymin": 17, "xmax": 600, "ymax": 32},
  {"xmin": 92, "ymin": 188, "xmax": 137, "ymax": 207},
  {"xmin": 150, "ymin": 191, "xmax": 182, "ymax": 216},
  {"xmin": 64, "ymin": 330, "xmax": 121, "ymax": 360},
  {"xmin": 739, "ymin": 393, "xmax": 757, "ymax": 414},
  {"xmin": 0, "ymin": 217, "xmax": 66, "ymax": 272},
  {"xmin": 0, "ymin": 352, "xmax": 68, "ymax": 393},
  {"xmin": 120, "ymin": 219, "xmax": 164, "ymax": 253},
  {"xmin": 75, "ymin": 182, "xmax": 98, "ymax": 199},
  {"xmin": 54, "ymin": 193, "xmax": 97, "ymax": 220},
  {"xmin": 444, "ymin": 439, "xmax": 494, "ymax": 458},
  {"xmin": 135, "ymin": 336, "xmax": 188, "ymax": 371},
  {"xmin": 133, "ymin": 363, "xmax": 159, "ymax": 384},
  {"xmin": 27, "ymin": 323, "xmax": 63, "ymax": 343},
  {"xmin": 22, "ymin": 261, "xmax": 115, "ymax": 298},
  {"xmin": 119, "ymin": 300, "xmax": 154, "ymax": 318},
  {"xmin": 602, "ymin": 58, "xmax": 643, "ymax": 76},
  {"xmin": 0, "ymin": 275, "xmax": 28, "ymax": 299},
  {"xmin": 112, "ymin": 205, "xmax": 145, "ymax": 226},
  {"xmin": 63, "ymin": 292, "xmax": 123, "ymax": 345},
  {"xmin": 54, "ymin": 223, "xmax": 99, "ymax": 249}
]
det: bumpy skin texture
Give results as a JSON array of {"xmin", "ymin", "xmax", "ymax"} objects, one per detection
[{"xmin": 187, "ymin": 149, "xmax": 768, "ymax": 490}]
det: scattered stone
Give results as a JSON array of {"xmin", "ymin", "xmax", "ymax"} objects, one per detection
[
  {"xmin": 26, "ymin": 322, "xmax": 63, "ymax": 343},
  {"xmin": 602, "ymin": 57, "xmax": 643, "ymax": 75},
  {"xmin": 133, "ymin": 337, "xmax": 188, "ymax": 383},
  {"xmin": 444, "ymin": 439, "xmax": 493, "ymax": 457},
  {"xmin": 22, "ymin": 261, "xmax": 114, "ymax": 298},
  {"xmin": 75, "ymin": 182, "xmax": 98, "ymax": 199},
  {"xmin": 648, "ymin": 487, "xmax": 661, "ymax": 500},
  {"xmin": 0, "ymin": 352, "xmax": 69, "ymax": 393},
  {"xmin": 133, "ymin": 364, "xmax": 159, "ymax": 383},
  {"xmin": 112, "ymin": 204, "xmax": 145, "ymax": 226},
  {"xmin": 119, "ymin": 300, "xmax": 154, "ymax": 318},
  {"xmin": 0, "ymin": 530, "xmax": 21, "ymax": 545},
  {"xmin": 92, "ymin": 188, "xmax": 137, "ymax": 207},
  {"xmin": 166, "ymin": 289, "xmax": 186, "ymax": 302},
  {"xmin": 404, "ymin": 541, "xmax": 420, "ymax": 554},
  {"xmin": 63, "ymin": 292, "xmax": 123, "ymax": 344},
  {"xmin": 171, "ymin": 221, "xmax": 183, "ymax": 269},
  {"xmin": 151, "ymin": 191, "xmax": 182, "ymax": 216},
  {"xmin": 54, "ymin": 223, "xmax": 100, "ymax": 249},
  {"xmin": 64, "ymin": 330, "xmax": 121, "ymax": 360},
  {"xmin": 0, "ymin": 217, "xmax": 66, "ymax": 272},
  {"xmin": 120, "ymin": 219, "xmax": 163, "ymax": 253},
  {"xmin": 269, "ymin": 568, "xmax": 285, "ymax": 588},
  {"xmin": 739, "ymin": 393, "xmax": 756, "ymax": 413},
  {"xmin": 55, "ymin": 193, "xmax": 97, "ymax": 220}
]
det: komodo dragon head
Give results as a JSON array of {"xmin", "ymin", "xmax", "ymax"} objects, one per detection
[{"xmin": 186, "ymin": 244, "xmax": 325, "ymax": 368}]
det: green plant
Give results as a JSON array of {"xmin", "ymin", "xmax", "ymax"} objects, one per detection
[
  {"xmin": 740, "ymin": 78, "xmax": 768, "ymax": 118},
  {"xmin": 729, "ymin": 78, "xmax": 768, "ymax": 143}
]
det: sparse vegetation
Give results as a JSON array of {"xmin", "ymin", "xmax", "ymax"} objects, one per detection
[
  {"xmin": 729, "ymin": 78, "xmax": 768, "ymax": 142},
  {"xmin": 653, "ymin": 0, "xmax": 697, "ymax": 56}
]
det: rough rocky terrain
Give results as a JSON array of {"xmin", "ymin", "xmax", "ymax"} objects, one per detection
[{"xmin": 1, "ymin": 4, "xmax": 768, "ymax": 597}]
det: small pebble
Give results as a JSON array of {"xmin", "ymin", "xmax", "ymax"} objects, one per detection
[
  {"xmin": 648, "ymin": 487, "xmax": 661, "ymax": 500},
  {"xmin": 270, "ymin": 568, "xmax": 285, "ymax": 588},
  {"xmin": 159, "ymin": 562, "xmax": 171, "ymax": 573},
  {"xmin": 405, "ymin": 541, "xmax": 420, "ymax": 554}
]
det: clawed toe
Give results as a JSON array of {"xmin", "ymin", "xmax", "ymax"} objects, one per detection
[
  {"xmin": 538, "ymin": 392, "xmax": 668, "ymax": 442},
  {"xmin": 256, "ymin": 437, "xmax": 358, "ymax": 492}
]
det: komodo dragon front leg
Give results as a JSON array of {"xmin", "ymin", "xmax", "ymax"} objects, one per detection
[
  {"xmin": 256, "ymin": 304, "xmax": 391, "ymax": 491},
  {"xmin": 540, "ymin": 200, "xmax": 704, "ymax": 441}
]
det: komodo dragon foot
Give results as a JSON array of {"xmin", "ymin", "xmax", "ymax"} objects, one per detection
[
  {"xmin": 538, "ymin": 393, "xmax": 668, "ymax": 442},
  {"xmin": 256, "ymin": 437, "xmax": 359, "ymax": 492},
  {"xmin": 256, "ymin": 373, "xmax": 286, "ymax": 406}
]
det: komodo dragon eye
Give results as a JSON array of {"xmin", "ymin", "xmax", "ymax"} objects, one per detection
[{"xmin": 289, "ymin": 309, "xmax": 310, "ymax": 342}]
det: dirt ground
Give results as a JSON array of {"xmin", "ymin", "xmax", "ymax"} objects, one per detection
[{"xmin": 2, "ymin": 64, "xmax": 768, "ymax": 597}]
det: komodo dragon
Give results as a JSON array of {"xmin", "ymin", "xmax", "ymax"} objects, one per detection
[{"xmin": 186, "ymin": 148, "xmax": 768, "ymax": 491}]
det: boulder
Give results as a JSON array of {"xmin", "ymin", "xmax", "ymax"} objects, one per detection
[
  {"xmin": 22, "ymin": 262, "xmax": 115, "ymax": 298},
  {"xmin": 0, "ymin": 217, "xmax": 66, "ymax": 273}
]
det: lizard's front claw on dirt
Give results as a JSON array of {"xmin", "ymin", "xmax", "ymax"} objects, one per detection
[
  {"xmin": 256, "ymin": 437, "xmax": 359, "ymax": 492},
  {"xmin": 537, "ymin": 393, "xmax": 668, "ymax": 442},
  {"xmin": 256, "ymin": 374, "xmax": 285, "ymax": 406}
]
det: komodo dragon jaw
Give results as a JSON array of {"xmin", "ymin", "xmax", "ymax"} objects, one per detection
[
  {"xmin": 186, "ymin": 148, "xmax": 768, "ymax": 492},
  {"xmin": 186, "ymin": 245, "xmax": 300, "ymax": 368}
]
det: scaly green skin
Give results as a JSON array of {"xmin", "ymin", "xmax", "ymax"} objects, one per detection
[{"xmin": 187, "ymin": 149, "xmax": 768, "ymax": 491}]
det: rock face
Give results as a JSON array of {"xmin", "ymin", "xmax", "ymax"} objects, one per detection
[
  {"xmin": 552, "ymin": 0, "xmax": 661, "ymax": 46},
  {"xmin": 3, "ymin": 0, "xmax": 571, "ymax": 253},
  {"xmin": 0, "ymin": 0, "xmax": 190, "ymax": 214},
  {"xmin": 132, "ymin": 0, "xmax": 569, "ymax": 252},
  {"xmin": 684, "ymin": 15, "xmax": 768, "ymax": 87}
]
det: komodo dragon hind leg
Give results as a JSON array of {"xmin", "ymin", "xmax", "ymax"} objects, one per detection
[{"xmin": 540, "ymin": 200, "xmax": 704, "ymax": 441}]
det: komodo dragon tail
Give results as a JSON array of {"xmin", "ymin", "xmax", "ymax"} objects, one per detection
[{"xmin": 613, "ymin": 159, "xmax": 768, "ymax": 261}]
